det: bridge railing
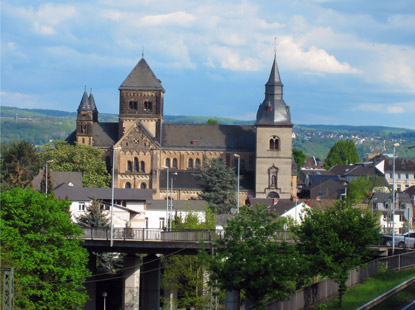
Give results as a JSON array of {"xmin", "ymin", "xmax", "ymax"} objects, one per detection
[{"xmin": 80, "ymin": 227, "xmax": 224, "ymax": 242}]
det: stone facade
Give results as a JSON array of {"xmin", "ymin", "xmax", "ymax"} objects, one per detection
[{"xmin": 74, "ymin": 55, "xmax": 296, "ymax": 203}]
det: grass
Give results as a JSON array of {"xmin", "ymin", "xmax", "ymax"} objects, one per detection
[{"xmin": 322, "ymin": 268, "xmax": 415, "ymax": 310}]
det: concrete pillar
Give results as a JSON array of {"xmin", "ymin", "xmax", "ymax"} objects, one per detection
[
  {"xmin": 84, "ymin": 252, "xmax": 97, "ymax": 310},
  {"xmin": 123, "ymin": 254, "xmax": 141, "ymax": 310},
  {"xmin": 141, "ymin": 254, "xmax": 161, "ymax": 310},
  {"xmin": 225, "ymin": 290, "xmax": 240, "ymax": 310}
]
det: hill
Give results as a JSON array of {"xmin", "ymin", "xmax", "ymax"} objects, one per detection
[{"xmin": 1, "ymin": 106, "xmax": 414, "ymax": 159}]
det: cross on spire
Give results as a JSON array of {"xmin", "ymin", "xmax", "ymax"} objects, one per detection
[
  {"xmin": 142, "ymin": 46, "xmax": 144, "ymax": 58},
  {"xmin": 274, "ymin": 36, "xmax": 278, "ymax": 55}
]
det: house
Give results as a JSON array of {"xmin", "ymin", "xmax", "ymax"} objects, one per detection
[
  {"xmin": 67, "ymin": 54, "xmax": 297, "ymax": 204},
  {"xmin": 370, "ymin": 192, "xmax": 413, "ymax": 234},
  {"xmin": 377, "ymin": 157, "xmax": 415, "ymax": 192},
  {"xmin": 54, "ymin": 184, "xmax": 152, "ymax": 229},
  {"xmin": 31, "ymin": 170, "xmax": 83, "ymax": 191},
  {"xmin": 299, "ymin": 178, "xmax": 347, "ymax": 200}
]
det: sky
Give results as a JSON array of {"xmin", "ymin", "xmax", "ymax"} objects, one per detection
[{"xmin": 1, "ymin": 0, "xmax": 415, "ymax": 128}]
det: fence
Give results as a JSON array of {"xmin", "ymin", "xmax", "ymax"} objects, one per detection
[{"xmin": 266, "ymin": 251, "xmax": 415, "ymax": 310}]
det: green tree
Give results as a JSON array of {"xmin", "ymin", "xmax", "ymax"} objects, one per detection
[
  {"xmin": 292, "ymin": 148, "xmax": 306, "ymax": 170},
  {"xmin": 161, "ymin": 206, "xmax": 216, "ymax": 309},
  {"xmin": 196, "ymin": 158, "xmax": 237, "ymax": 214},
  {"xmin": 207, "ymin": 205, "xmax": 300, "ymax": 308},
  {"xmin": 324, "ymin": 139, "xmax": 359, "ymax": 169},
  {"xmin": 207, "ymin": 119, "xmax": 219, "ymax": 125},
  {"xmin": 293, "ymin": 201, "xmax": 380, "ymax": 306},
  {"xmin": 347, "ymin": 177, "xmax": 372, "ymax": 205},
  {"xmin": 43, "ymin": 141, "xmax": 111, "ymax": 187},
  {"xmin": 0, "ymin": 188, "xmax": 91, "ymax": 309},
  {"xmin": 0, "ymin": 141, "xmax": 42, "ymax": 190}
]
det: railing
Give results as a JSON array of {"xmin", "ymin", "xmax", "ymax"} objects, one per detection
[{"xmin": 80, "ymin": 227, "xmax": 224, "ymax": 242}]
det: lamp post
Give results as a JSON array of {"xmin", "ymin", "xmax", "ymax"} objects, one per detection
[
  {"xmin": 162, "ymin": 165, "xmax": 169, "ymax": 229},
  {"xmin": 170, "ymin": 172, "xmax": 178, "ymax": 231},
  {"xmin": 45, "ymin": 160, "xmax": 54, "ymax": 196},
  {"xmin": 102, "ymin": 292, "xmax": 107, "ymax": 310},
  {"xmin": 392, "ymin": 142, "xmax": 399, "ymax": 253},
  {"xmin": 234, "ymin": 154, "xmax": 240, "ymax": 214},
  {"xmin": 111, "ymin": 146, "xmax": 121, "ymax": 247}
]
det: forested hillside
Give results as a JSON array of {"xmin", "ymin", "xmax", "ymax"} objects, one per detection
[{"xmin": 2, "ymin": 106, "xmax": 415, "ymax": 159}]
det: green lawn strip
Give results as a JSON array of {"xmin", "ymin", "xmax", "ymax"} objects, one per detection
[
  {"xmin": 324, "ymin": 268, "xmax": 415, "ymax": 310},
  {"xmin": 372, "ymin": 283, "xmax": 415, "ymax": 310}
]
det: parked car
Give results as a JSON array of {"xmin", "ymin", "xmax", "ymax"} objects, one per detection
[{"xmin": 383, "ymin": 232, "xmax": 415, "ymax": 248}]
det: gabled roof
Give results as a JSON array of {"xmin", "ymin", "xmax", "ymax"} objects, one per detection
[
  {"xmin": 31, "ymin": 171, "xmax": 83, "ymax": 191},
  {"xmin": 146, "ymin": 199, "xmax": 208, "ymax": 211},
  {"xmin": 119, "ymin": 58, "xmax": 164, "ymax": 91},
  {"xmin": 404, "ymin": 185, "xmax": 415, "ymax": 198},
  {"xmin": 384, "ymin": 158, "xmax": 415, "ymax": 172},
  {"xmin": 54, "ymin": 184, "xmax": 153, "ymax": 201},
  {"xmin": 161, "ymin": 124, "xmax": 255, "ymax": 150},
  {"xmin": 92, "ymin": 122, "xmax": 118, "ymax": 148}
]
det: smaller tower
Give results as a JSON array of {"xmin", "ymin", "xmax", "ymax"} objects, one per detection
[
  {"xmin": 76, "ymin": 88, "xmax": 95, "ymax": 145},
  {"xmin": 88, "ymin": 89, "xmax": 99, "ymax": 122}
]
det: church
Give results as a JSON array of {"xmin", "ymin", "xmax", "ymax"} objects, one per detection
[{"xmin": 72, "ymin": 54, "xmax": 297, "ymax": 204}]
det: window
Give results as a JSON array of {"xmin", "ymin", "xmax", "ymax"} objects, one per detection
[
  {"xmin": 165, "ymin": 158, "xmax": 171, "ymax": 168},
  {"xmin": 390, "ymin": 173, "xmax": 393, "ymax": 178},
  {"xmin": 172, "ymin": 158, "xmax": 178, "ymax": 169},
  {"xmin": 159, "ymin": 218, "xmax": 165, "ymax": 229},
  {"xmin": 241, "ymin": 159, "xmax": 246, "ymax": 170},
  {"xmin": 129, "ymin": 101, "xmax": 138, "ymax": 110},
  {"xmin": 398, "ymin": 174, "xmax": 401, "ymax": 179},
  {"xmin": 269, "ymin": 136, "xmax": 280, "ymax": 150},
  {"xmin": 145, "ymin": 217, "xmax": 149, "ymax": 229},
  {"xmin": 144, "ymin": 101, "xmax": 152, "ymax": 112},
  {"xmin": 140, "ymin": 161, "xmax": 145, "ymax": 173},
  {"xmin": 79, "ymin": 203, "xmax": 85, "ymax": 211},
  {"xmin": 127, "ymin": 161, "xmax": 133, "ymax": 172},
  {"xmin": 140, "ymin": 183, "xmax": 147, "ymax": 189},
  {"xmin": 233, "ymin": 159, "xmax": 238, "ymax": 168},
  {"xmin": 406, "ymin": 174, "xmax": 409, "ymax": 179},
  {"xmin": 188, "ymin": 158, "xmax": 193, "ymax": 169},
  {"xmin": 134, "ymin": 157, "xmax": 139, "ymax": 172},
  {"xmin": 195, "ymin": 158, "xmax": 201, "ymax": 168},
  {"xmin": 125, "ymin": 182, "xmax": 131, "ymax": 189}
]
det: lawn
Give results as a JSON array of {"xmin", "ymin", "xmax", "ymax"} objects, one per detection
[{"xmin": 322, "ymin": 267, "xmax": 415, "ymax": 310}]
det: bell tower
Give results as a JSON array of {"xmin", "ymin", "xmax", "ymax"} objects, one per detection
[
  {"xmin": 118, "ymin": 57, "xmax": 165, "ymax": 142},
  {"xmin": 255, "ymin": 54, "xmax": 293, "ymax": 199},
  {"xmin": 76, "ymin": 88, "xmax": 97, "ymax": 146}
]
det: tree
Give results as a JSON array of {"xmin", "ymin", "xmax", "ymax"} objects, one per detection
[
  {"xmin": 207, "ymin": 119, "xmax": 219, "ymax": 125},
  {"xmin": 207, "ymin": 205, "xmax": 300, "ymax": 308},
  {"xmin": 0, "ymin": 188, "xmax": 91, "ymax": 309},
  {"xmin": 1, "ymin": 141, "xmax": 42, "ymax": 190},
  {"xmin": 196, "ymin": 158, "xmax": 237, "ymax": 214},
  {"xmin": 43, "ymin": 141, "xmax": 111, "ymax": 188},
  {"xmin": 293, "ymin": 201, "xmax": 380, "ymax": 306},
  {"xmin": 324, "ymin": 139, "xmax": 359, "ymax": 169},
  {"xmin": 292, "ymin": 148, "xmax": 306, "ymax": 170},
  {"xmin": 347, "ymin": 177, "xmax": 372, "ymax": 205},
  {"xmin": 161, "ymin": 206, "xmax": 216, "ymax": 309}
]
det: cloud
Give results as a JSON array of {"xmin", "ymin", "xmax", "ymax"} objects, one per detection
[
  {"xmin": 209, "ymin": 46, "xmax": 260, "ymax": 71},
  {"xmin": 1, "ymin": 91, "xmax": 38, "ymax": 109},
  {"xmin": 355, "ymin": 102, "xmax": 415, "ymax": 114},
  {"xmin": 140, "ymin": 11, "xmax": 195, "ymax": 27}
]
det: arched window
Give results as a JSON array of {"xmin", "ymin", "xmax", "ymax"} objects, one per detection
[
  {"xmin": 172, "ymin": 158, "xmax": 178, "ymax": 169},
  {"xmin": 140, "ymin": 161, "xmax": 145, "ymax": 173},
  {"xmin": 269, "ymin": 166, "xmax": 278, "ymax": 188},
  {"xmin": 165, "ymin": 158, "xmax": 171, "ymax": 168},
  {"xmin": 134, "ymin": 157, "xmax": 139, "ymax": 172},
  {"xmin": 125, "ymin": 182, "xmax": 131, "ymax": 189},
  {"xmin": 144, "ymin": 101, "xmax": 152, "ymax": 112},
  {"xmin": 269, "ymin": 136, "xmax": 280, "ymax": 150},
  {"xmin": 127, "ymin": 161, "xmax": 133, "ymax": 172},
  {"xmin": 140, "ymin": 183, "xmax": 147, "ymax": 189},
  {"xmin": 188, "ymin": 158, "xmax": 193, "ymax": 169},
  {"xmin": 195, "ymin": 158, "xmax": 201, "ymax": 168}
]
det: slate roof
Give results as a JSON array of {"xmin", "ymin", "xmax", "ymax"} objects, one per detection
[
  {"xmin": 88, "ymin": 92, "xmax": 98, "ymax": 112},
  {"xmin": 77, "ymin": 90, "xmax": 92, "ymax": 111},
  {"xmin": 119, "ymin": 58, "xmax": 164, "ymax": 91},
  {"xmin": 54, "ymin": 184, "xmax": 153, "ymax": 201},
  {"xmin": 161, "ymin": 124, "xmax": 256, "ymax": 150},
  {"xmin": 92, "ymin": 122, "xmax": 118, "ymax": 148},
  {"xmin": 404, "ymin": 185, "xmax": 415, "ymax": 198},
  {"xmin": 302, "ymin": 179, "xmax": 347, "ymax": 200},
  {"xmin": 146, "ymin": 199, "xmax": 208, "ymax": 211},
  {"xmin": 330, "ymin": 163, "xmax": 378, "ymax": 177},
  {"xmin": 384, "ymin": 158, "xmax": 415, "ymax": 172},
  {"xmin": 31, "ymin": 171, "xmax": 83, "ymax": 191}
]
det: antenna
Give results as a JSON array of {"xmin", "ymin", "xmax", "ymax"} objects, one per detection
[
  {"xmin": 142, "ymin": 46, "xmax": 144, "ymax": 58},
  {"xmin": 274, "ymin": 36, "xmax": 278, "ymax": 55}
]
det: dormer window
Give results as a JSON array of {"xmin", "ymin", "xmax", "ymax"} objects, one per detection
[{"xmin": 269, "ymin": 136, "xmax": 280, "ymax": 150}]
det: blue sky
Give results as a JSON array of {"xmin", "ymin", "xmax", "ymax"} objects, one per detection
[{"xmin": 1, "ymin": 0, "xmax": 414, "ymax": 128}]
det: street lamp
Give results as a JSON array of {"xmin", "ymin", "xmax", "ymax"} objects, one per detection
[
  {"xmin": 111, "ymin": 146, "xmax": 122, "ymax": 247},
  {"xmin": 392, "ymin": 142, "xmax": 399, "ymax": 253},
  {"xmin": 234, "ymin": 154, "xmax": 240, "ymax": 215},
  {"xmin": 102, "ymin": 292, "xmax": 107, "ymax": 310},
  {"xmin": 45, "ymin": 160, "xmax": 54, "ymax": 196},
  {"xmin": 162, "ymin": 165, "xmax": 169, "ymax": 229},
  {"xmin": 170, "ymin": 172, "xmax": 178, "ymax": 231}
]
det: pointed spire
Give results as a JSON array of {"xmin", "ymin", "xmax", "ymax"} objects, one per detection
[
  {"xmin": 88, "ymin": 88, "xmax": 98, "ymax": 112},
  {"xmin": 77, "ymin": 88, "xmax": 92, "ymax": 111},
  {"xmin": 119, "ymin": 58, "xmax": 164, "ymax": 91}
]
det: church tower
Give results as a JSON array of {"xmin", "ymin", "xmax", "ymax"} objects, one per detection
[
  {"xmin": 118, "ymin": 57, "xmax": 165, "ymax": 141},
  {"xmin": 255, "ymin": 55, "xmax": 293, "ymax": 199},
  {"xmin": 76, "ymin": 89, "xmax": 97, "ymax": 146}
]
